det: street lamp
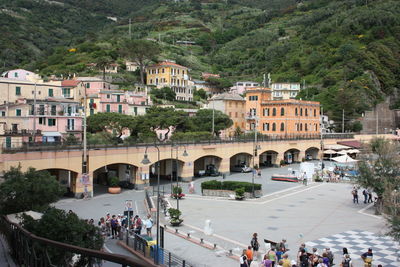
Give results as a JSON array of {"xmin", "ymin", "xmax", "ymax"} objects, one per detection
[
  {"xmin": 141, "ymin": 145, "xmax": 160, "ymax": 265},
  {"xmin": 171, "ymin": 144, "xmax": 188, "ymax": 211}
]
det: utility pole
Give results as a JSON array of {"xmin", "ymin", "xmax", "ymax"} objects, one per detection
[
  {"xmin": 32, "ymin": 81, "xmax": 37, "ymax": 142},
  {"xmin": 320, "ymin": 106, "xmax": 324, "ymax": 180},
  {"xmin": 376, "ymin": 108, "xmax": 378, "ymax": 134},
  {"xmin": 211, "ymin": 100, "xmax": 215, "ymax": 136},
  {"xmin": 83, "ymin": 83, "xmax": 89, "ymax": 196},
  {"xmin": 342, "ymin": 109, "xmax": 345, "ymax": 133},
  {"xmin": 252, "ymin": 109, "xmax": 258, "ymax": 198}
]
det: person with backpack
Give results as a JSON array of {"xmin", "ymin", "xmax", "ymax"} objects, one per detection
[
  {"xmin": 340, "ymin": 254, "xmax": 353, "ymax": 267},
  {"xmin": 240, "ymin": 249, "xmax": 249, "ymax": 267},
  {"xmin": 267, "ymin": 247, "xmax": 277, "ymax": 267},
  {"xmin": 298, "ymin": 248, "xmax": 309, "ymax": 267},
  {"xmin": 133, "ymin": 215, "xmax": 143, "ymax": 235},
  {"xmin": 326, "ymin": 248, "xmax": 334, "ymax": 266},
  {"xmin": 251, "ymin": 233, "xmax": 260, "ymax": 258}
]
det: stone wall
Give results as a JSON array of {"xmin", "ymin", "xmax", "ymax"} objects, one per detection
[
  {"xmin": 361, "ymin": 98, "xmax": 397, "ymax": 134},
  {"xmin": 202, "ymin": 189, "xmax": 263, "ymax": 198}
]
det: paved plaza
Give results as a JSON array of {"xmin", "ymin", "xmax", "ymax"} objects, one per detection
[{"xmin": 54, "ymin": 161, "xmax": 400, "ymax": 267}]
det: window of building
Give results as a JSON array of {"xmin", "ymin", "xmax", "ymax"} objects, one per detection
[
  {"xmin": 315, "ymin": 124, "xmax": 318, "ymax": 131},
  {"xmin": 134, "ymin": 107, "xmax": 138, "ymax": 115},
  {"xmin": 86, "ymin": 83, "xmax": 90, "ymax": 88},
  {"xmin": 16, "ymin": 86, "xmax": 21, "ymax": 96},
  {"xmin": 300, "ymin": 123, "xmax": 303, "ymax": 131},
  {"xmin": 106, "ymin": 104, "xmax": 110, "ymax": 112},
  {"xmin": 300, "ymin": 108, "xmax": 303, "ymax": 116},
  {"xmin": 280, "ymin": 123, "xmax": 285, "ymax": 131},
  {"xmin": 1, "ymin": 111, "xmax": 5, "ymax": 116},
  {"xmin": 39, "ymin": 117, "xmax": 45, "ymax": 125},
  {"xmin": 281, "ymin": 108, "xmax": 285, "ymax": 116},
  {"xmin": 272, "ymin": 108, "xmax": 276, "ymax": 116},
  {"xmin": 107, "ymin": 94, "xmax": 111, "ymax": 99},
  {"xmin": 14, "ymin": 72, "xmax": 18, "ymax": 78},
  {"xmin": 182, "ymin": 70, "xmax": 185, "ymax": 75},
  {"xmin": 305, "ymin": 123, "xmax": 308, "ymax": 131},
  {"xmin": 16, "ymin": 109, "xmax": 21, "ymax": 116},
  {"xmin": 305, "ymin": 109, "xmax": 308, "ymax": 116},
  {"xmin": 162, "ymin": 68, "xmax": 165, "ymax": 73},
  {"xmin": 314, "ymin": 109, "xmax": 316, "ymax": 117},
  {"xmin": 272, "ymin": 123, "xmax": 276, "ymax": 131},
  {"xmin": 51, "ymin": 105, "xmax": 56, "ymax": 115},
  {"xmin": 63, "ymin": 88, "xmax": 71, "ymax": 97},
  {"xmin": 67, "ymin": 106, "xmax": 72, "ymax": 116},
  {"xmin": 67, "ymin": 119, "xmax": 75, "ymax": 130},
  {"xmin": 48, "ymin": 118, "xmax": 56, "ymax": 126},
  {"xmin": 48, "ymin": 88, "xmax": 53, "ymax": 97},
  {"xmin": 250, "ymin": 123, "xmax": 255, "ymax": 130},
  {"xmin": 263, "ymin": 123, "xmax": 270, "ymax": 131},
  {"xmin": 235, "ymin": 112, "xmax": 238, "ymax": 118},
  {"xmin": 117, "ymin": 95, "xmax": 121, "ymax": 102},
  {"xmin": 150, "ymin": 79, "xmax": 153, "ymax": 84},
  {"xmin": 118, "ymin": 105, "xmax": 122, "ymax": 113}
]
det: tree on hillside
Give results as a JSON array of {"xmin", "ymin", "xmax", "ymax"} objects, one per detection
[
  {"xmin": 206, "ymin": 77, "xmax": 232, "ymax": 90},
  {"xmin": 150, "ymin": 87, "xmax": 176, "ymax": 101},
  {"xmin": 87, "ymin": 112, "xmax": 133, "ymax": 139},
  {"xmin": 22, "ymin": 208, "xmax": 104, "ymax": 265},
  {"xmin": 193, "ymin": 88, "xmax": 207, "ymax": 101},
  {"xmin": 356, "ymin": 138, "xmax": 400, "ymax": 241},
  {"xmin": 94, "ymin": 56, "xmax": 113, "ymax": 81},
  {"xmin": 120, "ymin": 39, "xmax": 161, "ymax": 84},
  {"xmin": 0, "ymin": 167, "xmax": 65, "ymax": 215},
  {"xmin": 189, "ymin": 109, "xmax": 233, "ymax": 136}
]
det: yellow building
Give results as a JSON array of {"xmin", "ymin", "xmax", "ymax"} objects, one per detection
[
  {"xmin": 208, "ymin": 93, "xmax": 246, "ymax": 137},
  {"xmin": 146, "ymin": 61, "xmax": 193, "ymax": 101}
]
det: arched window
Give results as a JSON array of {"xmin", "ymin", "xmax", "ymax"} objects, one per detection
[
  {"xmin": 272, "ymin": 123, "xmax": 276, "ymax": 131},
  {"xmin": 305, "ymin": 109, "xmax": 308, "ymax": 116},
  {"xmin": 300, "ymin": 108, "xmax": 303, "ymax": 116},
  {"xmin": 272, "ymin": 108, "xmax": 276, "ymax": 116},
  {"xmin": 315, "ymin": 124, "xmax": 317, "ymax": 131},
  {"xmin": 305, "ymin": 123, "xmax": 308, "ymax": 131},
  {"xmin": 295, "ymin": 108, "xmax": 298, "ymax": 116},
  {"xmin": 280, "ymin": 108, "xmax": 285, "ymax": 116},
  {"xmin": 314, "ymin": 109, "xmax": 316, "ymax": 117},
  {"xmin": 280, "ymin": 122, "xmax": 285, "ymax": 131},
  {"xmin": 300, "ymin": 123, "xmax": 303, "ymax": 131}
]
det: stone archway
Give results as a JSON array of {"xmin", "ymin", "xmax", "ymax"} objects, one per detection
[
  {"xmin": 194, "ymin": 155, "xmax": 222, "ymax": 176},
  {"xmin": 41, "ymin": 168, "xmax": 79, "ymax": 197},
  {"xmin": 305, "ymin": 147, "xmax": 319, "ymax": 160},
  {"xmin": 284, "ymin": 148, "xmax": 300, "ymax": 164},
  {"xmin": 230, "ymin": 152, "xmax": 253, "ymax": 172},
  {"xmin": 259, "ymin": 150, "xmax": 279, "ymax": 167}
]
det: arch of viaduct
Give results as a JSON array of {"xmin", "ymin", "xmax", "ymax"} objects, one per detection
[{"xmin": 0, "ymin": 137, "xmax": 362, "ymax": 197}]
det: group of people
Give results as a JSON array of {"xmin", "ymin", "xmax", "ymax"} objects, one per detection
[
  {"xmin": 351, "ymin": 186, "xmax": 374, "ymax": 204},
  {"xmin": 97, "ymin": 213, "xmax": 154, "ymax": 239},
  {"xmin": 240, "ymin": 235, "xmax": 377, "ymax": 267}
]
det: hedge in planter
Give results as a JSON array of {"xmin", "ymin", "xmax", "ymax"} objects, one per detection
[{"xmin": 201, "ymin": 180, "xmax": 262, "ymax": 193}]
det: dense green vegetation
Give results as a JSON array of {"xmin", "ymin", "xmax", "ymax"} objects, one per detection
[
  {"xmin": 2, "ymin": 0, "xmax": 400, "ymax": 127},
  {"xmin": 201, "ymin": 180, "xmax": 262, "ymax": 193}
]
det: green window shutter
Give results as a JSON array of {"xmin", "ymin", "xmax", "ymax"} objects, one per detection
[
  {"xmin": 16, "ymin": 86, "xmax": 21, "ymax": 96},
  {"xmin": 118, "ymin": 105, "xmax": 122, "ymax": 113},
  {"xmin": 48, "ymin": 88, "xmax": 53, "ymax": 97},
  {"xmin": 16, "ymin": 109, "xmax": 21, "ymax": 116},
  {"xmin": 6, "ymin": 137, "xmax": 11, "ymax": 148},
  {"xmin": 117, "ymin": 95, "xmax": 120, "ymax": 102},
  {"xmin": 106, "ymin": 104, "xmax": 110, "ymax": 112}
]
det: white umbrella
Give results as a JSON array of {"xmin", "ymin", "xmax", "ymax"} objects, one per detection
[
  {"xmin": 337, "ymin": 150, "xmax": 349, "ymax": 155},
  {"xmin": 347, "ymin": 149, "xmax": 360, "ymax": 154},
  {"xmin": 331, "ymin": 154, "xmax": 358, "ymax": 163},
  {"xmin": 324, "ymin": 149, "xmax": 337, "ymax": 154}
]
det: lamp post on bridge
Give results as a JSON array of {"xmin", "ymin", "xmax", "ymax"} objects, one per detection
[
  {"xmin": 141, "ymin": 145, "xmax": 160, "ymax": 265},
  {"xmin": 170, "ymin": 143, "xmax": 188, "ymax": 211}
]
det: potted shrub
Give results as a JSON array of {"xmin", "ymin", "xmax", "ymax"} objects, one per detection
[
  {"xmin": 168, "ymin": 208, "xmax": 183, "ymax": 226},
  {"xmin": 235, "ymin": 187, "xmax": 245, "ymax": 200},
  {"xmin": 171, "ymin": 186, "xmax": 185, "ymax": 199},
  {"xmin": 280, "ymin": 160, "xmax": 286, "ymax": 167},
  {"xmin": 108, "ymin": 176, "xmax": 121, "ymax": 194}
]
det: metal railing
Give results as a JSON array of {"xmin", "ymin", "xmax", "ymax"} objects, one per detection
[
  {"xmin": 128, "ymin": 231, "xmax": 194, "ymax": 267},
  {"xmin": 0, "ymin": 215, "xmax": 148, "ymax": 267},
  {"xmin": 0, "ymin": 133, "xmax": 355, "ymax": 153}
]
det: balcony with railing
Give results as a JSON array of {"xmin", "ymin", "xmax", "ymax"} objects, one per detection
[{"xmin": 2, "ymin": 129, "xmax": 41, "ymax": 136}]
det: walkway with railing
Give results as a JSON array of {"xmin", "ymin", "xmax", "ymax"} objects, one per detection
[
  {"xmin": 0, "ymin": 215, "xmax": 148, "ymax": 267},
  {"xmin": 1, "ymin": 133, "xmax": 354, "ymax": 153}
]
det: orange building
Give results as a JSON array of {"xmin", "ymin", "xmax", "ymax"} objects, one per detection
[{"xmin": 245, "ymin": 87, "xmax": 320, "ymax": 135}]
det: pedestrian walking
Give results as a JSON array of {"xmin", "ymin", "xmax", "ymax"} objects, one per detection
[
  {"xmin": 267, "ymin": 247, "xmax": 277, "ymax": 267},
  {"xmin": 367, "ymin": 189, "xmax": 373, "ymax": 203},
  {"xmin": 246, "ymin": 246, "xmax": 253, "ymax": 266},
  {"xmin": 133, "ymin": 215, "xmax": 143, "ymax": 235},
  {"xmin": 361, "ymin": 248, "xmax": 373, "ymax": 267},
  {"xmin": 110, "ymin": 215, "xmax": 118, "ymax": 239},
  {"xmin": 251, "ymin": 233, "xmax": 260, "ymax": 258},
  {"xmin": 281, "ymin": 254, "xmax": 291, "ymax": 267},
  {"xmin": 351, "ymin": 187, "xmax": 359, "ymax": 204},
  {"xmin": 340, "ymin": 254, "xmax": 353, "ymax": 267},
  {"xmin": 240, "ymin": 249, "xmax": 249, "ymax": 267},
  {"xmin": 145, "ymin": 214, "xmax": 153, "ymax": 237},
  {"xmin": 362, "ymin": 189, "xmax": 368, "ymax": 203},
  {"xmin": 298, "ymin": 248, "xmax": 308, "ymax": 267},
  {"xmin": 262, "ymin": 254, "xmax": 273, "ymax": 267}
]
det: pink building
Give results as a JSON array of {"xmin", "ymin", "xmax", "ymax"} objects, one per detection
[
  {"xmin": 98, "ymin": 90, "xmax": 129, "ymax": 114},
  {"xmin": 0, "ymin": 98, "xmax": 82, "ymax": 144}
]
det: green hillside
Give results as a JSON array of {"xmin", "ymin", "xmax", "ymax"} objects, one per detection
[{"xmin": 2, "ymin": 0, "xmax": 400, "ymax": 129}]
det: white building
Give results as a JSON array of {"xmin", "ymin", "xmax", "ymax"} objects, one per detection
[
  {"xmin": 230, "ymin": 81, "xmax": 259, "ymax": 95},
  {"xmin": 271, "ymin": 82, "xmax": 301, "ymax": 100}
]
